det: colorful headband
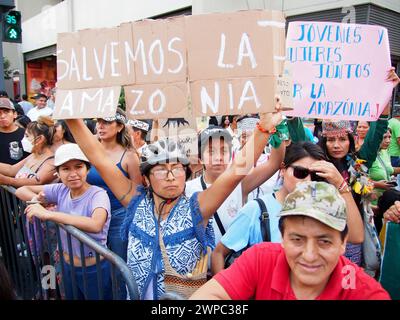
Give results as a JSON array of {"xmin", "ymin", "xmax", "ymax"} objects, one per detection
[{"xmin": 322, "ymin": 120, "xmax": 352, "ymax": 137}]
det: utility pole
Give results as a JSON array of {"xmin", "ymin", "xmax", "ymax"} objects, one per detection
[{"xmin": 0, "ymin": 0, "xmax": 16, "ymax": 91}]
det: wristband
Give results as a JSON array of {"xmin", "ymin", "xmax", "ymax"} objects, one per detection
[{"xmin": 256, "ymin": 122, "xmax": 276, "ymax": 135}]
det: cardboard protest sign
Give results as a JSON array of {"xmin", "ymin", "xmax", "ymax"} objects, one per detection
[
  {"xmin": 285, "ymin": 21, "xmax": 393, "ymax": 120},
  {"xmin": 185, "ymin": 10, "xmax": 286, "ymax": 116},
  {"xmin": 124, "ymin": 82, "xmax": 189, "ymax": 120},
  {"xmin": 153, "ymin": 117, "xmax": 199, "ymax": 159},
  {"xmin": 185, "ymin": 10, "xmax": 285, "ymax": 80},
  {"xmin": 52, "ymin": 87, "xmax": 121, "ymax": 119},
  {"xmin": 190, "ymin": 77, "xmax": 278, "ymax": 117},
  {"xmin": 57, "ymin": 26, "xmax": 134, "ymax": 89},
  {"xmin": 131, "ymin": 17, "xmax": 187, "ymax": 84},
  {"xmin": 276, "ymin": 62, "xmax": 294, "ymax": 110},
  {"xmin": 55, "ymin": 9, "xmax": 288, "ymax": 119}
]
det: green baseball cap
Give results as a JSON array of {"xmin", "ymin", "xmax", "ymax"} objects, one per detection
[{"xmin": 279, "ymin": 181, "xmax": 347, "ymax": 231}]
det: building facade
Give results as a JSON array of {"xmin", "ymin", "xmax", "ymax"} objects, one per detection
[{"xmin": 2, "ymin": 0, "xmax": 399, "ymax": 108}]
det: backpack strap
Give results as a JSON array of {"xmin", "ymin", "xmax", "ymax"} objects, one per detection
[
  {"xmin": 254, "ymin": 198, "xmax": 271, "ymax": 242},
  {"xmin": 200, "ymin": 176, "xmax": 226, "ymax": 236}
]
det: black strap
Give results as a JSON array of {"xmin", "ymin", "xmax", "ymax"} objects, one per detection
[
  {"xmin": 34, "ymin": 156, "xmax": 55, "ymax": 174},
  {"xmin": 200, "ymin": 176, "xmax": 226, "ymax": 236},
  {"xmin": 254, "ymin": 198, "xmax": 271, "ymax": 242}
]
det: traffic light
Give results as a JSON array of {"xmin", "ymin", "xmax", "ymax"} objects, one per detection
[{"xmin": 2, "ymin": 10, "xmax": 21, "ymax": 43}]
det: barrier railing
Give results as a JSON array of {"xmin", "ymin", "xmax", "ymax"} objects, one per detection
[{"xmin": 0, "ymin": 185, "xmax": 139, "ymax": 300}]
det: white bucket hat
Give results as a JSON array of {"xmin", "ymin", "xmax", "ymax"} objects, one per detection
[{"xmin": 54, "ymin": 143, "xmax": 89, "ymax": 167}]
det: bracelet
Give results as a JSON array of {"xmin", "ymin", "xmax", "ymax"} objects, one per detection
[
  {"xmin": 256, "ymin": 122, "xmax": 276, "ymax": 135},
  {"xmin": 338, "ymin": 180, "xmax": 351, "ymax": 194},
  {"xmin": 338, "ymin": 179, "xmax": 347, "ymax": 191},
  {"xmin": 339, "ymin": 185, "xmax": 351, "ymax": 194}
]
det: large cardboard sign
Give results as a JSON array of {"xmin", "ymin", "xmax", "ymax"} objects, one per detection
[
  {"xmin": 53, "ymin": 87, "xmax": 121, "ymax": 119},
  {"xmin": 186, "ymin": 10, "xmax": 286, "ymax": 116},
  {"xmin": 55, "ymin": 10, "xmax": 287, "ymax": 120},
  {"xmin": 57, "ymin": 26, "xmax": 134, "ymax": 89},
  {"xmin": 285, "ymin": 21, "xmax": 393, "ymax": 120},
  {"xmin": 124, "ymin": 82, "xmax": 188, "ymax": 119},
  {"xmin": 151, "ymin": 117, "xmax": 199, "ymax": 159}
]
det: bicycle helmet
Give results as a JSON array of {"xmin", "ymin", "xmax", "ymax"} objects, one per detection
[{"xmin": 140, "ymin": 138, "xmax": 190, "ymax": 177}]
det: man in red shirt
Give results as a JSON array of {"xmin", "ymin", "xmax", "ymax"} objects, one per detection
[{"xmin": 190, "ymin": 181, "xmax": 390, "ymax": 300}]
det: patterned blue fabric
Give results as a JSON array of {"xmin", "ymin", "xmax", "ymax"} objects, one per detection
[
  {"xmin": 121, "ymin": 186, "xmax": 214, "ymax": 300},
  {"xmin": 345, "ymin": 243, "xmax": 362, "ymax": 266}
]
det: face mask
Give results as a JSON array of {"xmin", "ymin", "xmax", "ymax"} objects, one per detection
[{"xmin": 21, "ymin": 137, "xmax": 33, "ymax": 153}]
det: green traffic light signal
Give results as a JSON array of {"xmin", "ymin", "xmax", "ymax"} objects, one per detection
[{"xmin": 2, "ymin": 10, "xmax": 22, "ymax": 43}]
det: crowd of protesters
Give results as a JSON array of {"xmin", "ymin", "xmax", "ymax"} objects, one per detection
[{"xmin": 0, "ymin": 67, "xmax": 400, "ymax": 301}]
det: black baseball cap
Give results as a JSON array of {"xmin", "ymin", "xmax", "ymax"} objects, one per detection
[{"xmin": 31, "ymin": 93, "xmax": 48, "ymax": 100}]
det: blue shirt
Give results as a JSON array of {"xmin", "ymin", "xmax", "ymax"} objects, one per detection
[
  {"xmin": 221, "ymin": 193, "xmax": 282, "ymax": 251},
  {"xmin": 87, "ymin": 159, "xmax": 128, "ymax": 212}
]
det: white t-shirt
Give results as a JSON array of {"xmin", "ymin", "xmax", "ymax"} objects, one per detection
[
  {"xmin": 185, "ymin": 176, "xmax": 243, "ymax": 245},
  {"xmin": 18, "ymin": 101, "xmax": 34, "ymax": 115},
  {"xmin": 27, "ymin": 106, "xmax": 53, "ymax": 121}
]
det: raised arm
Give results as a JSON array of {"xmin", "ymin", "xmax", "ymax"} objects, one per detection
[
  {"xmin": 124, "ymin": 149, "xmax": 142, "ymax": 186},
  {"xmin": 360, "ymin": 68, "xmax": 400, "ymax": 167},
  {"xmin": 309, "ymin": 160, "xmax": 364, "ymax": 243},
  {"xmin": 197, "ymin": 111, "xmax": 282, "ymax": 222},
  {"xmin": 241, "ymin": 141, "xmax": 285, "ymax": 198},
  {"xmin": 359, "ymin": 109, "xmax": 388, "ymax": 168},
  {"xmin": 65, "ymin": 119, "xmax": 137, "ymax": 207}
]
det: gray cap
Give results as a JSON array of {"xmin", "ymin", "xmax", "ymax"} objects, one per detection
[{"xmin": 0, "ymin": 98, "xmax": 15, "ymax": 110}]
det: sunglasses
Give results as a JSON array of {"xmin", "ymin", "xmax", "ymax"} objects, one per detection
[{"xmin": 290, "ymin": 165, "xmax": 325, "ymax": 182}]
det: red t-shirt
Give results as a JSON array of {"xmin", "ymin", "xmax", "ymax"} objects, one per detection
[{"xmin": 214, "ymin": 243, "xmax": 390, "ymax": 300}]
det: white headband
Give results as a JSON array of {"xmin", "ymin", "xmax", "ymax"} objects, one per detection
[
  {"xmin": 102, "ymin": 113, "xmax": 126, "ymax": 123},
  {"xmin": 127, "ymin": 119, "xmax": 150, "ymax": 132}
]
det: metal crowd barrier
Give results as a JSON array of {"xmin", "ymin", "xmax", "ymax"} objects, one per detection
[{"xmin": 0, "ymin": 185, "xmax": 139, "ymax": 300}]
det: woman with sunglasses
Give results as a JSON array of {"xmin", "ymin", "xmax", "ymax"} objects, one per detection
[
  {"xmin": 65, "ymin": 109, "xmax": 283, "ymax": 300},
  {"xmin": 0, "ymin": 116, "xmax": 56, "ymax": 187},
  {"xmin": 211, "ymin": 141, "xmax": 364, "ymax": 274}
]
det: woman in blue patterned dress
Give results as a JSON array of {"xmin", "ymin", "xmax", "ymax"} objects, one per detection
[{"xmin": 65, "ymin": 110, "xmax": 282, "ymax": 299}]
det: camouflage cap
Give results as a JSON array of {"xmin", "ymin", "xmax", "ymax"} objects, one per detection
[{"xmin": 279, "ymin": 181, "xmax": 347, "ymax": 231}]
